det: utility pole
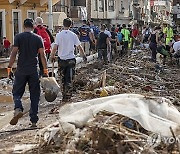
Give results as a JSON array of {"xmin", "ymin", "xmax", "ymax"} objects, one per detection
[
  {"xmin": 144, "ymin": 0, "xmax": 148, "ymax": 23},
  {"xmin": 87, "ymin": 0, "xmax": 91, "ymax": 20},
  {"xmin": 48, "ymin": 0, "xmax": 53, "ymax": 33}
]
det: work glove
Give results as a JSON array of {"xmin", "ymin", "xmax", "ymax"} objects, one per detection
[
  {"xmin": 43, "ymin": 69, "xmax": 49, "ymax": 77},
  {"xmin": 83, "ymin": 56, "xmax": 87, "ymax": 63},
  {"xmin": 7, "ymin": 67, "xmax": 14, "ymax": 80}
]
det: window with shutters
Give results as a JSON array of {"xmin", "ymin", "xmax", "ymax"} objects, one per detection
[
  {"xmin": 99, "ymin": 0, "xmax": 104, "ymax": 12},
  {"xmin": 108, "ymin": 0, "xmax": 115, "ymax": 11}
]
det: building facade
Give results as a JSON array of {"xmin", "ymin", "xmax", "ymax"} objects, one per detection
[
  {"xmin": 67, "ymin": 0, "xmax": 131, "ymax": 26},
  {"xmin": 66, "ymin": 0, "xmax": 154, "ymax": 26},
  {"xmin": 0, "ymin": 0, "xmax": 60, "ymax": 43},
  {"xmin": 172, "ymin": 0, "xmax": 180, "ymax": 25}
]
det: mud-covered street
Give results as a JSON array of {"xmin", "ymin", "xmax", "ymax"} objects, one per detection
[{"xmin": 0, "ymin": 47, "xmax": 180, "ymax": 153}]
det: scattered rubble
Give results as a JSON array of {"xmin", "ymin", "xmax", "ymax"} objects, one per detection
[
  {"xmin": 29, "ymin": 94, "xmax": 180, "ymax": 153},
  {"xmin": 0, "ymin": 46, "xmax": 180, "ymax": 153}
]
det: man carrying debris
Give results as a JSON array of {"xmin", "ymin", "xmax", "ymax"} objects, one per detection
[
  {"xmin": 51, "ymin": 18, "xmax": 87, "ymax": 101},
  {"xmin": 7, "ymin": 18, "xmax": 48, "ymax": 127}
]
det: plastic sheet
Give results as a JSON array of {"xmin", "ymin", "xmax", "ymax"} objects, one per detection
[{"xmin": 58, "ymin": 94, "xmax": 180, "ymax": 136}]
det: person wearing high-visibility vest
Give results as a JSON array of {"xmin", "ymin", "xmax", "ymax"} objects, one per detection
[
  {"xmin": 162, "ymin": 23, "xmax": 167, "ymax": 34},
  {"xmin": 121, "ymin": 24, "xmax": 130, "ymax": 55},
  {"xmin": 164, "ymin": 24, "xmax": 173, "ymax": 46}
]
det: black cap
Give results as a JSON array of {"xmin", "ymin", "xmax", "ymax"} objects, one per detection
[{"xmin": 24, "ymin": 18, "xmax": 34, "ymax": 28}]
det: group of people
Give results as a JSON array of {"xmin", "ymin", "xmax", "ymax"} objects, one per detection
[
  {"xmin": 69, "ymin": 21, "xmax": 141, "ymax": 64},
  {"xmin": 147, "ymin": 24, "xmax": 180, "ymax": 64},
  {"xmin": 7, "ymin": 17, "xmax": 87, "ymax": 127},
  {"xmin": 6, "ymin": 17, "xmax": 179, "ymax": 127}
]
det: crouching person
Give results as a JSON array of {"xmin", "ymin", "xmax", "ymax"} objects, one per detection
[
  {"xmin": 51, "ymin": 18, "xmax": 87, "ymax": 102},
  {"xmin": 7, "ymin": 18, "xmax": 48, "ymax": 127},
  {"xmin": 157, "ymin": 44, "xmax": 171, "ymax": 65},
  {"xmin": 172, "ymin": 34, "xmax": 180, "ymax": 59}
]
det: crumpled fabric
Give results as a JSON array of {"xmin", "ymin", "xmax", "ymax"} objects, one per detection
[{"xmin": 58, "ymin": 94, "xmax": 180, "ymax": 136}]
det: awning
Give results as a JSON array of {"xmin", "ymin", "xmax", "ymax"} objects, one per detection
[
  {"xmin": 8, "ymin": 0, "xmax": 60, "ymax": 6},
  {"xmin": 41, "ymin": 12, "xmax": 67, "ymax": 26}
]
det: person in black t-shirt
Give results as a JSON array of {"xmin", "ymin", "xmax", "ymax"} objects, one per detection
[
  {"xmin": 110, "ymin": 27, "xmax": 117, "ymax": 56},
  {"xmin": 97, "ymin": 24, "xmax": 110, "ymax": 64},
  {"xmin": 7, "ymin": 18, "xmax": 48, "ymax": 127}
]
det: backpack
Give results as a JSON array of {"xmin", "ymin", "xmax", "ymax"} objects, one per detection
[
  {"xmin": 36, "ymin": 26, "xmax": 51, "ymax": 53},
  {"xmin": 117, "ymin": 32, "xmax": 124, "ymax": 42},
  {"xmin": 91, "ymin": 26, "xmax": 100, "ymax": 38}
]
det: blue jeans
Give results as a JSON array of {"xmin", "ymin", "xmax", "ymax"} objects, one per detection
[{"xmin": 12, "ymin": 70, "xmax": 40, "ymax": 123}]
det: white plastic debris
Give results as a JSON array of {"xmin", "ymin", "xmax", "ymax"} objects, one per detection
[
  {"xmin": 131, "ymin": 49, "xmax": 142, "ymax": 53},
  {"xmin": 44, "ymin": 127, "xmax": 60, "ymax": 144},
  {"xmin": 13, "ymin": 144, "xmax": 38, "ymax": 153},
  {"xmin": 143, "ymin": 44, "xmax": 149, "ymax": 49},
  {"xmin": 94, "ymin": 86, "xmax": 118, "ymax": 93},
  {"xmin": 58, "ymin": 94, "xmax": 180, "ymax": 136},
  {"xmin": 36, "ymin": 122, "xmax": 76, "ymax": 145}
]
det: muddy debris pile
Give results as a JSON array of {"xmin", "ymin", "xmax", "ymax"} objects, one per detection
[
  {"xmin": 0, "ymin": 78, "xmax": 13, "ymax": 95},
  {"xmin": 35, "ymin": 112, "xmax": 180, "ymax": 154},
  {"xmin": 30, "ymin": 93, "xmax": 180, "ymax": 154},
  {"xmin": 73, "ymin": 49, "xmax": 180, "ymax": 107},
  {"xmin": 1, "ymin": 47, "xmax": 180, "ymax": 154}
]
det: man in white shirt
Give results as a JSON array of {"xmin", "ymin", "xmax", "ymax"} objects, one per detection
[
  {"xmin": 173, "ymin": 40, "xmax": 180, "ymax": 58},
  {"xmin": 51, "ymin": 18, "xmax": 87, "ymax": 101}
]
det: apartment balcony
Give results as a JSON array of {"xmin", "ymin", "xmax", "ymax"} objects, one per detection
[
  {"xmin": 70, "ymin": 6, "xmax": 87, "ymax": 20},
  {"xmin": 52, "ymin": 3, "xmax": 69, "ymax": 16}
]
